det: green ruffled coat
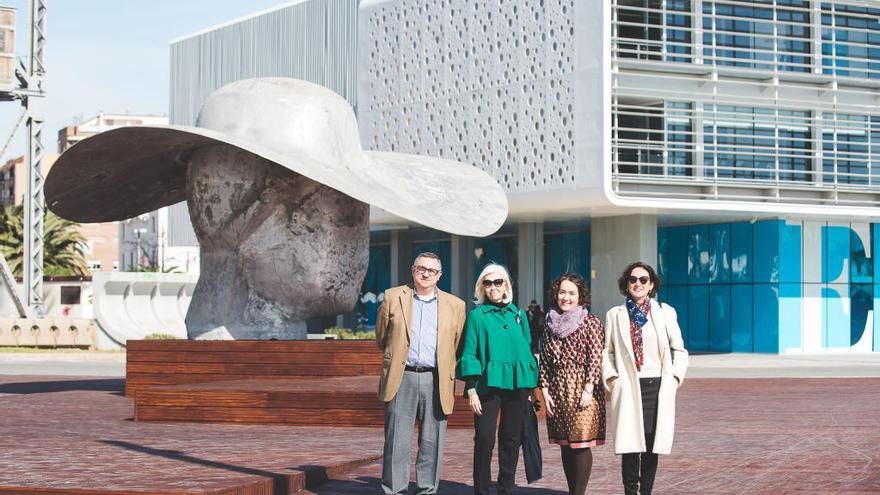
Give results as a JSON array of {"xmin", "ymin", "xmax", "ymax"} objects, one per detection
[{"xmin": 457, "ymin": 303, "xmax": 539, "ymax": 394}]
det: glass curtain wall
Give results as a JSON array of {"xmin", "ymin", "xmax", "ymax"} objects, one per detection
[
  {"xmin": 544, "ymin": 230, "xmax": 591, "ymax": 292},
  {"xmin": 613, "ymin": 100, "xmax": 880, "ymax": 186},
  {"xmin": 703, "ymin": 105, "xmax": 811, "ymax": 182},
  {"xmin": 614, "ymin": 0, "xmax": 880, "ymax": 80},
  {"xmin": 473, "ymin": 236, "xmax": 518, "ymax": 293},
  {"xmin": 614, "ymin": 100, "xmax": 693, "ymax": 176},
  {"xmin": 822, "ymin": 113, "xmax": 880, "ymax": 185},
  {"xmin": 821, "ymin": 2, "xmax": 880, "ymax": 79},
  {"xmin": 703, "ymin": 0, "xmax": 811, "ymax": 72},
  {"xmin": 359, "ymin": 232, "xmax": 392, "ymax": 328},
  {"xmin": 616, "ymin": 0, "xmax": 693, "ymax": 62}
]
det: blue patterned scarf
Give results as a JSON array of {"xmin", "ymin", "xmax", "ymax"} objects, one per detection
[{"xmin": 626, "ymin": 298, "xmax": 650, "ymax": 371}]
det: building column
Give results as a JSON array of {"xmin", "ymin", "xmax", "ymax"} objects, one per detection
[
  {"xmin": 590, "ymin": 215, "xmax": 658, "ymax": 316},
  {"xmin": 517, "ymin": 222, "xmax": 544, "ymax": 309},
  {"xmin": 390, "ymin": 229, "xmax": 413, "ymax": 287},
  {"xmin": 451, "ymin": 234, "xmax": 474, "ymax": 306}
]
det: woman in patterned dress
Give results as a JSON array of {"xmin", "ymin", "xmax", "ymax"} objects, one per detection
[{"xmin": 539, "ymin": 272, "xmax": 605, "ymax": 495}]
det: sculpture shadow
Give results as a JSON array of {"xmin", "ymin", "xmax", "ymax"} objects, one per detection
[
  {"xmin": 286, "ymin": 464, "xmax": 381, "ymax": 491},
  {"xmin": 101, "ymin": 439, "xmax": 293, "ymax": 493},
  {"xmin": 0, "ymin": 378, "xmax": 124, "ymax": 395}
]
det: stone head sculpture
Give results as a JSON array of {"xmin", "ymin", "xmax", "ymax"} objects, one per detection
[{"xmin": 45, "ymin": 78, "xmax": 508, "ymax": 340}]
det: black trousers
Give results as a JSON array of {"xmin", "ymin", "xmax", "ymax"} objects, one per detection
[
  {"xmin": 622, "ymin": 377, "xmax": 661, "ymax": 495},
  {"xmin": 473, "ymin": 388, "xmax": 528, "ymax": 495}
]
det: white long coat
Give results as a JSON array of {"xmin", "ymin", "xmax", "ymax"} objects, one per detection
[{"xmin": 602, "ymin": 299, "xmax": 688, "ymax": 455}]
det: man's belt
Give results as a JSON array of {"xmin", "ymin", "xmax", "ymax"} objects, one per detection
[{"xmin": 405, "ymin": 365, "xmax": 436, "ymax": 373}]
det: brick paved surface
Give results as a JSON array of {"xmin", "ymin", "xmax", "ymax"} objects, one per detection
[
  {"xmin": 0, "ymin": 376, "xmax": 383, "ymax": 493},
  {"xmin": 304, "ymin": 378, "xmax": 880, "ymax": 495},
  {"xmin": 0, "ymin": 375, "xmax": 877, "ymax": 494}
]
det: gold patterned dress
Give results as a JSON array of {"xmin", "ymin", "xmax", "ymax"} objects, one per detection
[{"xmin": 538, "ymin": 312, "xmax": 606, "ymax": 448}]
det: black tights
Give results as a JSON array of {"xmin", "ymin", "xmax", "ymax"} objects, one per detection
[{"xmin": 560, "ymin": 446, "xmax": 593, "ymax": 495}]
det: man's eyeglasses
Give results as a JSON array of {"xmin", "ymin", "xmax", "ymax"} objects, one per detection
[
  {"xmin": 482, "ymin": 278, "xmax": 505, "ymax": 288},
  {"xmin": 628, "ymin": 275, "xmax": 650, "ymax": 285},
  {"xmin": 414, "ymin": 265, "xmax": 441, "ymax": 277}
]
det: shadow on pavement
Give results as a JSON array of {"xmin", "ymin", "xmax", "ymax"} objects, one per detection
[
  {"xmin": 0, "ymin": 378, "xmax": 124, "ymax": 395},
  {"xmin": 100, "ymin": 439, "xmax": 292, "ymax": 493},
  {"xmin": 308, "ymin": 476, "xmax": 568, "ymax": 495}
]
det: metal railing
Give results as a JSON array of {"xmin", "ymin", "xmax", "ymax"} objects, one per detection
[
  {"xmin": 611, "ymin": 99, "xmax": 880, "ymax": 205},
  {"xmin": 612, "ymin": 0, "xmax": 880, "ymax": 81}
]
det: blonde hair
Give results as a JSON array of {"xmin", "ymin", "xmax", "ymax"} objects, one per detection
[{"xmin": 474, "ymin": 263, "xmax": 514, "ymax": 305}]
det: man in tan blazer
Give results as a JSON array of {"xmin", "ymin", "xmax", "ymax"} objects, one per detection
[{"xmin": 376, "ymin": 252, "xmax": 466, "ymax": 495}]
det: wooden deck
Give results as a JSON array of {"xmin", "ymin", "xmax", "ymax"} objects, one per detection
[
  {"xmin": 134, "ymin": 375, "xmax": 476, "ymax": 428},
  {"xmin": 127, "ymin": 340, "xmax": 476, "ymax": 428},
  {"xmin": 125, "ymin": 340, "xmax": 382, "ymax": 397}
]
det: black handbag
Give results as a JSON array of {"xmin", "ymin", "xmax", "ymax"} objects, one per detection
[{"xmin": 521, "ymin": 399, "xmax": 543, "ymax": 483}]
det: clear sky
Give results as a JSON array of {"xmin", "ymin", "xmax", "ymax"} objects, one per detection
[{"xmin": 0, "ymin": 0, "xmax": 289, "ymax": 158}]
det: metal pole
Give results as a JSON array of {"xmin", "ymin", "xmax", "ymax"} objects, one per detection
[
  {"xmin": 22, "ymin": 0, "xmax": 46, "ymax": 315},
  {"xmin": 0, "ymin": 254, "xmax": 27, "ymax": 317},
  {"xmin": 136, "ymin": 230, "xmax": 142, "ymax": 270}
]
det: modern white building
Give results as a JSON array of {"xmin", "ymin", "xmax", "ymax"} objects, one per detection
[{"xmin": 170, "ymin": 0, "xmax": 880, "ymax": 353}]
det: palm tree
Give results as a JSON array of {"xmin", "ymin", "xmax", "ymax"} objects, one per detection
[{"xmin": 0, "ymin": 205, "xmax": 89, "ymax": 277}]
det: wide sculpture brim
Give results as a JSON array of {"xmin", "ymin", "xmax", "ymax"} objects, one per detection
[{"xmin": 45, "ymin": 125, "xmax": 508, "ymax": 237}]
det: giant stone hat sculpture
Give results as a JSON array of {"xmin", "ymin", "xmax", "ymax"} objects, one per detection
[{"xmin": 46, "ymin": 78, "xmax": 508, "ymax": 340}]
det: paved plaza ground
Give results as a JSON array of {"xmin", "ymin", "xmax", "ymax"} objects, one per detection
[
  {"xmin": 0, "ymin": 355, "xmax": 878, "ymax": 494},
  {"xmin": 305, "ymin": 377, "xmax": 880, "ymax": 494}
]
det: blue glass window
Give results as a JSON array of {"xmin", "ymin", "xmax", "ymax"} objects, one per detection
[
  {"xmin": 615, "ymin": 101, "xmax": 693, "ymax": 177},
  {"xmin": 616, "ymin": 0, "xmax": 692, "ymax": 63},
  {"xmin": 703, "ymin": 0, "xmax": 811, "ymax": 73},
  {"xmin": 822, "ymin": 113, "xmax": 875, "ymax": 185},
  {"xmin": 473, "ymin": 236, "xmax": 518, "ymax": 285},
  {"xmin": 544, "ymin": 230, "xmax": 591, "ymax": 292},
  {"xmin": 667, "ymin": 102, "xmax": 693, "ymax": 176},
  {"xmin": 358, "ymin": 242, "xmax": 391, "ymax": 327},
  {"xmin": 821, "ymin": 3, "xmax": 880, "ymax": 79},
  {"xmin": 704, "ymin": 104, "xmax": 811, "ymax": 182}
]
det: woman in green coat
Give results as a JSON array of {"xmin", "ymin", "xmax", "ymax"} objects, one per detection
[{"xmin": 458, "ymin": 263, "xmax": 538, "ymax": 495}]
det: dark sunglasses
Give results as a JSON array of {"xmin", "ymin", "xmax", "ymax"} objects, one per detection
[
  {"xmin": 628, "ymin": 275, "xmax": 650, "ymax": 285},
  {"xmin": 482, "ymin": 278, "xmax": 505, "ymax": 288}
]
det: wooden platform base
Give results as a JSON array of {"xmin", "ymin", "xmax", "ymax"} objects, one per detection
[
  {"xmin": 127, "ymin": 340, "xmax": 487, "ymax": 429},
  {"xmin": 134, "ymin": 374, "xmax": 475, "ymax": 428},
  {"xmin": 125, "ymin": 340, "xmax": 382, "ymax": 397}
]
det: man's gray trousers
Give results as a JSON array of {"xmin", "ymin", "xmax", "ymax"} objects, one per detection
[{"xmin": 381, "ymin": 369, "xmax": 448, "ymax": 495}]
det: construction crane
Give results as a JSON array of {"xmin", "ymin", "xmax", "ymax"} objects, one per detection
[{"xmin": 0, "ymin": 0, "xmax": 46, "ymax": 318}]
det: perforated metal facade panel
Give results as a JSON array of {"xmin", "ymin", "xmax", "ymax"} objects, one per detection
[{"xmin": 358, "ymin": 0, "xmax": 580, "ymax": 193}]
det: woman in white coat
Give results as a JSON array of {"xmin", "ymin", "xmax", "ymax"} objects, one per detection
[{"xmin": 602, "ymin": 261, "xmax": 688, "ymax": 495}]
